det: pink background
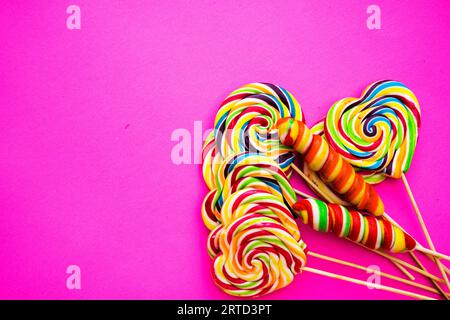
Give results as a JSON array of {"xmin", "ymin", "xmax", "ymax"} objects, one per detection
[{"xmin": 0, "ymin": 1, "xmax": 449, "ymax": 299}]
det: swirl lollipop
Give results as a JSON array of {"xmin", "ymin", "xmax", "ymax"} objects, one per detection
[
  {"xmin": 210, "ymin": 213, "xmax": 307, "ymax": 297},
  {"xmin": 204, "ymin": 161, "xmax": 307, "ymax": 297},
  {"xmin": 324, "ymin": 80, "xmax": 420, "ymax": 181},
  {"xmin": 202, "ymin": 82, "xmax": 305, "ymax": 189}
]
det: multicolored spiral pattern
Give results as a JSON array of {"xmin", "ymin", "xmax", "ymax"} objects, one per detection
[
  {"xmin": 202, "ymin": 131, "xmax": 224, "ymax": 190},
  {"xmin": 201, "ymin": 153, "xmax": 297, "ymax": 230},
  {"xmin": 294, "ymin": 198, "xmax": 417, "ymax": 253},
  {"xmin": 206, "ymin": 83, "xmax": 304, "ymax": 177},
  {"xmin": 324, "ymin": 80, "xmax": 421, "ymax": 179},
  {"xmin": 208, "ymin": 211, "xmax": 306, "ymax": 297}
]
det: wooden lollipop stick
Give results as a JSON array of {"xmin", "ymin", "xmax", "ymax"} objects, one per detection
[
  {"xmin": 409, "ymin": 252, "xmax": 449, "ymax": 299},
  {"xmin": 434, "ymin": 259, "xmax": 450, "ymax": 275},
  {"xmin": 359, "ymin": 243, "xmax": 445, "ymax": 283},
  {"xmin": 294, "ymin": 188, "xmax": 314, "ymax": 199},
  {"xmin": 416, "ymin": 246, "xmax": 450, "ymax": 261},
  {"xmin": 401, "ymin": 173, "xmax": 450, "ymax": 290},
  {"xmin": 308, "ymin": 251, "xmax": 446, "ymax": 296},
  {"xmin": 303, "ymin": 267, "xmax": 435, "ymax": 300}
]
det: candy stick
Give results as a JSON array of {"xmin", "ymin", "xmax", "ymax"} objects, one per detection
[
  {"xmin": 302, "ymin": 267, "xmax": 435, "ymax": 300},
  {"xmin": 308, "ymin": 251, "xmax": 445, "ymax": 296}
]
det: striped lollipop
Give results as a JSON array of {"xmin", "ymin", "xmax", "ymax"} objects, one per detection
[{"xmin": 294, "ymin": 198, "xmax": 417, "ymax": 253}]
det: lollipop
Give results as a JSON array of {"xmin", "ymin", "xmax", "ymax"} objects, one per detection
[
  {"xmin": 206, "ymin": 186, "xmax": 307, "ymax": 297},
  {"xmin": 276, "ymin": 117, "xmax": 384, "ymax": 216},
  {"xmin": 294, "ymin": 198, "xmax": 417, "ymax": 253},
  {"xmin": 210, "ymin": 213, "xmax": 307, "ymax": 297},
  {"xmin": 324, "ymin": 80, "xmax": 420, "ymax": 181},
  {"xmin": 202, "ymin": 82, "xmax": 305, "ymax": 189}
]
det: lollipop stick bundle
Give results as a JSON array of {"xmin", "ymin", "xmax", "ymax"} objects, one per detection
[{"xmin": 200, "ymin": 82, "xmax": 449, "ymax": 299}]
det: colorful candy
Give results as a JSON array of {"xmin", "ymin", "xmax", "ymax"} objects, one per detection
[
  {"xmin": 208, "ymin": 190, "xmax": 307, "ymax": 297},
  {"xmin": 204, "ymin": 83, "xmax": 304, "ymax": 183},
  {"xmin": 294, "ymin": 198, "xmax": 417, "ymax": 253},
  {"xmin": 324, "ymin": 80, "xmax": 421, "ymax": 181},
  {"xmin": 202, "ymin": 152, "xmax": 298, "ymax": 231},
  {"xmin": 277, "ymin": 117, "xmax": 384, "ymax": 216}
]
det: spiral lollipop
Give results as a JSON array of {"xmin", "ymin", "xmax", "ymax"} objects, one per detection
[
  {"xmin": 294, "ymin": 198, "xmax": 417, "ymax": 253},
  {"xmin": 324, "ymin": 80, "xmax": 420, "ymax": 180},
  {"xmin": 209, "ymin": 213, "xmax": 307, "ymax": 297},
  {"xmin": 202, "ymin": 83, "xmax": 304, "ymax": 186}
]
